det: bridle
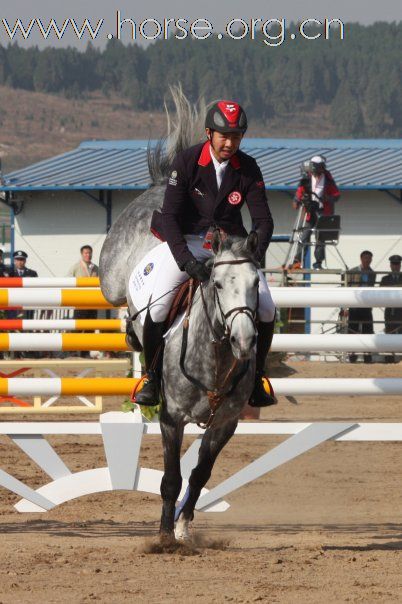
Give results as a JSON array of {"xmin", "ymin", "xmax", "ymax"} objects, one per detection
[
  {"xmin": 211, "ymin": 258, "xmax": 258, "ymax": 338},
  {"xmin": 179, "ymin": 257, "xmax": 259, "ymax": 429}
]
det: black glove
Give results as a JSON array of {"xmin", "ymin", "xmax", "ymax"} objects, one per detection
[{"xmin": 184, "ymin": 259, "xmax": 211, "ymax": 282}]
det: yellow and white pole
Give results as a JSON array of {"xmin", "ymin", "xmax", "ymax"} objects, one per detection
[{"xmin": 0, "ymin": 333, "xmax": 128, "ymax": 351}]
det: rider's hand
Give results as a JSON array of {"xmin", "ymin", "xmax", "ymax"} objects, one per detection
[{"xmin": 184, "ymin": 259, "xmax": 211, "ymax": 282}]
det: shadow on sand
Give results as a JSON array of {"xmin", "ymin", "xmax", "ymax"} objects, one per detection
[{"xmin": 0, "ymin": 519, "xmax": 400, "ymax": 551}]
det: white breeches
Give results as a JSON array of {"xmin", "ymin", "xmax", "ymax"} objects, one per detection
[{"xmin": 128, "ymin": 236, "xmax": 276, "ymax": 324}]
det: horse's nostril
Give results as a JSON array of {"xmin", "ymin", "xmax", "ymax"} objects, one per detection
[{"xmin": 230, "ymin": 335, "xmax": 236, "ymax": 344}]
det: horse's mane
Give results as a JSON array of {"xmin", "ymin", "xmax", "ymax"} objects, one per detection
[{"xmin": 147, "ymin": 85, "xmax": 206, "ymax": 186}]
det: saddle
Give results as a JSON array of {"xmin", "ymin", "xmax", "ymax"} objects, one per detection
[{"xmin": 165, "ymin": 279, "xmax": 199, "ymax": 331}]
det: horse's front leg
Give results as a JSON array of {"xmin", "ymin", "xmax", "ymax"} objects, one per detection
[
  {"xmin": 159, "ymin": 416, "xmax": 184, "ymax": 538},
  {"xmin": 175, "ymin": 418, "xmax": 238, "ymax": 540}
]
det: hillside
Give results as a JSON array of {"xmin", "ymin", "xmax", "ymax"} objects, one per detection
[
  {"xmin": 0, "ymin": 87, "xmax": 166, "ymax": 172},
  {"xmin": 0, "ymin": 86, "xmax": 334, "ymax": 173}
]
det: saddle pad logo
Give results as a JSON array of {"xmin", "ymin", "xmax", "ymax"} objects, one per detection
[
  {"xmin": 228, "ymin": 191, "xmax": 242, "ymax": 205},
  {"xmin": 143, "ymin": 262, "xmax": 154, "ymax": 276}
]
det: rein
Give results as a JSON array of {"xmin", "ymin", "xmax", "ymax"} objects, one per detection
[{"xmin": 179, "ymin": 257, "xmax": 258, "ymax": 430}]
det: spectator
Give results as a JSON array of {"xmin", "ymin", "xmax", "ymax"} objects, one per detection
[
  {"xmin": 68, "ymin": 245, "xmax": 99, "ymax": 279},
  {"xmin": 380, "ymin": 254, "xmax": 402, "ymax": 363},
  {"xmin": 12, "ymin": 250, "xmax": 38, "ymax": 278},
  {"xmin": 12, "ymin": 250, "xmax": 38, "ymax": 321},
  {"xmin": 68, "ymin": 245, "xmax": 99, "ymax": 357},
  {"xmin": 291, "ymin": 156, "xmax": 340, "ymax": 269},
  {"xmin": 345, "ymin": 250, "xmax": 376, "ymax": 363},
  {"xmin": 10, "ymin": 251, "xmax": 38, "ymax": 356}
]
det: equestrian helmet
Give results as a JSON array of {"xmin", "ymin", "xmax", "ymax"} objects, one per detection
[{"xmin": 205, "ymin": 100, "xmax": 248, "ymax": 134}]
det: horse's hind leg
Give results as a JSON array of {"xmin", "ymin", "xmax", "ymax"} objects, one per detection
[
  {"xmin": 176, "ymin": 419, "xmax": 238, "ymax": 539},
  {"xmin": 159, "ymin": 416, "xmax": 184, "ymax": 538}
]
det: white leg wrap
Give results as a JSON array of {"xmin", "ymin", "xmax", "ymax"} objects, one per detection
[{"xmin": 175, "ymin": 516, "xmax": 191, "ymax": 541}]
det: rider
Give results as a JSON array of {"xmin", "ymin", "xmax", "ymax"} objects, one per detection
[
  {"xmin": 134, "ymin": 100, "xmax": 276, "ymax": 407},
  {"xmin": 292, "ymin": 155, "xmax": 340, "ymax": 269}
]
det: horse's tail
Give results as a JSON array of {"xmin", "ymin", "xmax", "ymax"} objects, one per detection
[{"xmin": 147, "ymin": 84, "xmax": 206, "ymax": 185}]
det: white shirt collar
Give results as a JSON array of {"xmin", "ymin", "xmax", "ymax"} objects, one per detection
[{"xmin": 209, "ymin": 145, "xmax": 229, "ymax": 173}]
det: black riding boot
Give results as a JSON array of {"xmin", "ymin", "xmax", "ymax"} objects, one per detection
[
  {"xmin": 249, "ymin": 319, "xmax": 277, "ymax": 407},
  {"xmin": 133, "ymin": 314, "xmax": 165, "ymax": 406}
]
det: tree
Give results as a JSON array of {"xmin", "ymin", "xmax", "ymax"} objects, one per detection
[
  {"xmin": 330, "ymin": 82, "xmax": 364, "ymax": 136},
  {"xmin": 364, "ymin": 78, "xmax": 390, "ymax": 136}
]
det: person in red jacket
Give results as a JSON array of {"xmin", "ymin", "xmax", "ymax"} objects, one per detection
[{"xmin": 292, "ymin": 156, "xmax": 340, "ymax": 269}]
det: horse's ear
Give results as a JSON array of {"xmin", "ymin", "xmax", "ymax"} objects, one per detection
[
  {"xmin": 211, "ymin": 228, "xmax": 222, "ymax": 254},
  {"xmin": 246, "ymin": 231, "xmax": 259, "ymax": 256}
]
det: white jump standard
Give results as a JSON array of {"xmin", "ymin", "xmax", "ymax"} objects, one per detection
[{"xmin": 0, "ymin": 412, "xmax": 399, "ymax": 515}]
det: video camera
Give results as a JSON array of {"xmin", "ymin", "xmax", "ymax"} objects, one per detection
[{"xmin": 299, "ymin": 162, "xmax": 321, "ymax": 214}]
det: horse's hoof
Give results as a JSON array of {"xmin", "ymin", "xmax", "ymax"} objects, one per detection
[
  {"xmin": 159, "ymin": 532, "xmax": 176, "ymax": 546},
  {"xmin": 174, "ymin": 517, "xmax": 191, "ymax": 541}
]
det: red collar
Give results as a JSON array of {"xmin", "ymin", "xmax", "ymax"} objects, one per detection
[{"xmin": 198, "ymin": 141, "xmax": 240, "ymax": 169}]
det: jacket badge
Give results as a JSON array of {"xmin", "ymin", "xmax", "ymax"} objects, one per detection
[
  {"xmin": 228, "ymin": 191, "xmax": 242, "ymax": 205},
  {"xmin": 169, "ymin": 170, "xmax": 178, "ymax": 186}
]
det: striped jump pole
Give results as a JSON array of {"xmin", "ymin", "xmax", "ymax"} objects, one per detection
[
  {"xmin": 0, "ymin": 277, "xmax": 100, "ymax": 288},
  {"xmin": 1, "ymin": 377, "xmax": 402, "ymax": 397},
  {"xmin": 270, "ymin": 287, "xmax": 402, "ymax": 307},
  {"xmin": 270, "ymin": 334, "xmax": 402, "ymax": 353},
  {"xmin": 0, "ymin": 333, "xmax": 402, "ymax": 352},
  {"xmin": 0, "ymin": 286, "xmax": 401, "ymax": 309},
  {"xmin": 0, "ymin": 319, "xmax": 125, "ymax": 332},
  {"xmin": 0, "ymin": 289, "xmax": 113, "ymax": 309},
  {"xmin": 0, "ymin": 333, "xmax": 128, "ymax": 351}
]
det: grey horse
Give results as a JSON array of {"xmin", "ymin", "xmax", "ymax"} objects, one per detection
[{"xmin": 99, "ymin": 89, "xmax": 260, "ymax": 540}]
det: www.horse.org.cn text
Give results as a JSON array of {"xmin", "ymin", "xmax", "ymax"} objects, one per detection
[{"xmin": 0, "ymin": 14, "xmax": 345, "ymax": 46}]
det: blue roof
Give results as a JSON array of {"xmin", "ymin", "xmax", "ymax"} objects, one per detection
[{"xmin": 2, "ymin": 138, "xmax": 402, "ymax": 192}]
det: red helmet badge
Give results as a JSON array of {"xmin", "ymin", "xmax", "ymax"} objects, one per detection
[{"xmin": 217, "ymin": 101, "xmax": 241, "ymax": 128}]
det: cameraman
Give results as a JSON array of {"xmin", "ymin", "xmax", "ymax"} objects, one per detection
[{"xmin": 291, "ymin": 156, "xmax": 340, "ymax": 269}]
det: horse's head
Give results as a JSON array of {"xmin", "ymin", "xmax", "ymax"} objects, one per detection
[{"xmin": 210, "ymin": 231, "xmax": 260, "ymax": 360}]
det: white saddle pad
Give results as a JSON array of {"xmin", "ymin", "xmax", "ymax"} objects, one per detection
[{"xmin": 128, "ymin": 242, "xmax": 168, "ymax": 325}]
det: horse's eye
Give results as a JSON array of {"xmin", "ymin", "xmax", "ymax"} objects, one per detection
[
  {"xmin": 253, "ymin": 278, "xmax": 259, "ymax": 288},
  {"xmin": 214, "ymin": 281, "xmax": 223, "ymax": 290}
]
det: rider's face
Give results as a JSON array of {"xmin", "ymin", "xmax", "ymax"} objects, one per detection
[{"xmin": 207, "ymin": 129, "xmax": 243, "ymax": 162}]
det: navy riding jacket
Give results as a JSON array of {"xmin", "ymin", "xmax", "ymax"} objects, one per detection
[{"xmin": 150, "ymin": 141, "xmax": 274, "ymax": 269}]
